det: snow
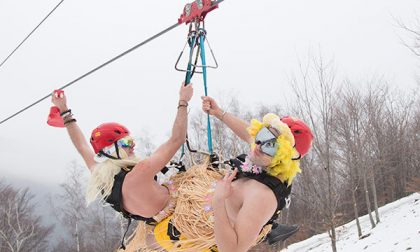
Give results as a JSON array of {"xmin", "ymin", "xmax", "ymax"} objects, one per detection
[{"xmin": 287, "ymin": 193, "xmax": 420, "ymax": 252}]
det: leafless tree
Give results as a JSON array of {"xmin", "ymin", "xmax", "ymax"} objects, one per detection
[
  {"xmin": 50, "ymin": 161, "xmax": 121, "ymax": 252},
  {"xmin": 289, "ymin": 54, "xmax": 342, "ymax": 252},
  {"xmin": 0, "ymin": 180, "xmax": 53, "ymax": 252},
  {"xmin": 334, "ymin": 83, "xmax": 366, "ymax": 236},
  {"xmin": 383, "ymin": 89, "xmax": 416, "ymax": 198},
  {"xmin": 397, "ymin": 16, "xmax": 420, "ymax": 57},
  {"xmin": 135, "ymin": 132, "xmax": 156, "ymax": 157}
]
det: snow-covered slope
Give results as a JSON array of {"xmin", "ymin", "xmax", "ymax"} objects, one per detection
[{"xmin": 287, "ymin": 193, "xmax": 420, "ymax": 252}]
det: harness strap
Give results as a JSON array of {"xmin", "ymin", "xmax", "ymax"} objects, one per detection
[
  {"xmin": 167, "ymin": 219, "xmax": 181, "ymax": 240},
  {"xmin": 198, "ymin": 28, "xmax": 213, "ymax": 153}
]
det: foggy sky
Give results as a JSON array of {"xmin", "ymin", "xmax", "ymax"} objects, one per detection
[{"xmin": 0, "ymin": 0, "xmax": 419, "ymax": 184}]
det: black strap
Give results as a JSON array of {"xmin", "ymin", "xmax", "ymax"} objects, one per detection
[
  {"xmin": 114, "ymin": 142, "xmax": 121, "ymax": 159},
  {"xmin": 98, "ymin": 150, "xmax": 119, "ymax": 160},
  {"xmin": 105, "ymin": 169, "xmax": 156, "ymax": 223},
  {"xmin": 97, "ymin": 142, "xmax": 122, "ymax": 160},
  {"xmin": 167, "ymin": 219, "xmax": 181, "ymax": 240},
  {"xmin": 292, "ymin": 153, "xmax": 301, "ymax": 161}
]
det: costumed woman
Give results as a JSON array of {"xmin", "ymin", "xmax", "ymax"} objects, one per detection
[
  {"xmin": 50, "ymin": 82, "xmax": 193, "ymax": 249},
  {"xmin": 125, "ymin": 95, "xmax": 313, "ymax": 252}
]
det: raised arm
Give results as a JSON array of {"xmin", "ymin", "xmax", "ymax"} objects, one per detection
[
  {"xmin": 134, "ymin": 82, "xmax": 193, "ymax": 178},
  {"xmin": 201, "ymin": 96, "xmax": 251, "ymax": 143},
  {"xmin": 51, "ymin": 91, "xmax": 96, "ymax": 171}
]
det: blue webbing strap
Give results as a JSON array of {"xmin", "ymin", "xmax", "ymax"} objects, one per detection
[
  {"xmin": 180, "ymin": 26, "xmax": 214, "ymax": 159},
  {"xmin": 199, "ymin": 29, "xmax": 213, "ymax": 153}
]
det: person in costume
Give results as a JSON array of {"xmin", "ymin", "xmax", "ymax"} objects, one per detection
[
  {"xmin": 131, "ymin": 96, "xmax": 313, "ymax": 252},
  {"xmin": 200, "ymin": 95, "xmax": 313, "ymax": 252},
  {"xmin": 50, "ymin": 82, "xmax": 193, "ymax": 248}
]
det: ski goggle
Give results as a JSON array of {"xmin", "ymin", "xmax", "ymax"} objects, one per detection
[
  {"xmin": 117, "ymin": 136, "xmax": 135, "ymax": 149},
  {"xmin": 255, "ymin": 127, "xmax": 279, "ymax": 157}
]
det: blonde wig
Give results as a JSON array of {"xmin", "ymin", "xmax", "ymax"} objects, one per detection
[
  {"xmin": 248, "ymin": 113, "xmax": 301, "ymax": 185},
  {"xmin": 86, "ymin": 147, "xmax": 140, "ymax": 205}
]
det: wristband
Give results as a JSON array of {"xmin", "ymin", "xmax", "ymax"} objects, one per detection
[
  {"xmin": 178, "ymin": 100, "xmax": 188, "ymax": 109},
  {"xmin": 64, "ymin": 118, "xmax": 77, "ymax": 125},
  {"xmin": 177, "ymin": 104, "xmax": 188, "ymax": 109},
  {"xmin": 60, "ymin": 109, "xmax": 71, "ymax": 117}
]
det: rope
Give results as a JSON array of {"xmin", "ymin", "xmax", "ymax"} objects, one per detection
[
  {"xmin": 0, "ymin": 0, "xmax": 225, "ymax": 126},
  {"xmin": 0, "ymin": 22, "xmax": 180, "ymax": 125},
  {"xmin": 0, "ymin": 0, "xmax": 65, "ymax": 70}
]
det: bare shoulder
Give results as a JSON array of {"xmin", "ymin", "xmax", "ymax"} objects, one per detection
[
  {"xmin": 123, "ymin": 160, "xmax": 150, "ymax": 188},
  {"xmin": 233, "ymin": 178, "xmax": 277, "ymax": 229},
  {"xmin": 239, "ymin": 178, "xmax": 277, "ymax": 206},
  {"xmin": 241, "ymin": 178, "xmax": 274, "ymax": 193},
  {"xmin": 129, "ymin": 158, "xmax": 150, "ymax": 174}
]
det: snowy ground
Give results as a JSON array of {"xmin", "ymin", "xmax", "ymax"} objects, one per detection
[{"xmin": 287, "ymin": 193, "xmax": 420, "ymax": 252}]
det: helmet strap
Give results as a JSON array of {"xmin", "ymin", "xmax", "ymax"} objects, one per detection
[
  {"xmin": 98, "ymin": 142, "xmax": 124, "ymax": 160},
  {"xmin": 98, "ymin": 151, "xmax": 119, "ymax": 160},
  {"xmin": 291, "ymin": 154, "xmax": 301, "ymax": 161},
  {"xmin": 114, "ymin": 142, "xmax": 121, "ymax": 159},
  {"xmin": 291, "ymin": 145, "xmax": 301, "ymax": 160}
]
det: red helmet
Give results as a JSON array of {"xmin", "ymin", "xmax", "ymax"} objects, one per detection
[
  {"xmin": 281, "ymin": 116, "xmax": 313, "ymax": 157},
  {"xmin": 90, "ymin": 122, "xmax": 130, "ymax": 154}
]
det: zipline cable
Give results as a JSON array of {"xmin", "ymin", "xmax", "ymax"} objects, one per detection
[
  {"xmin": 0, "ymin": 0, "xmax": 225, "ymax": 126},
  {"xmin": 0, "ymin": 22, "xmax": 180, "ymax": 125},
  {"xmin": 0, "ymin": 0, "xmax": 65, "ymax": 70}
]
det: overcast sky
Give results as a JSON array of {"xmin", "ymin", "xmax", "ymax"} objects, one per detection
[{"xmin": 0, "ymin": 0, "xmax": 419, "ymax": 185}]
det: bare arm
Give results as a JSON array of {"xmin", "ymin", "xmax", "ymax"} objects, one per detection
[
  {"xmin": 64, "ymin": 121, "xmax": 97, "ymax": 170},
  {"xmin": 132, "ymin": 83, "xmax": 193, "ymax": 178},
  {"xmin": 201, "ymin": 96, "xmax": 251, "ymax": 143},
  {"xmin": 51, "ymin": 92, "xmax": 96, "ymax": 171}
]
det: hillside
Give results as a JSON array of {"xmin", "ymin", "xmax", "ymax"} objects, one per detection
[{"xmin": 287, "ymin": 193, "xmax": 420, "ymax": 252}]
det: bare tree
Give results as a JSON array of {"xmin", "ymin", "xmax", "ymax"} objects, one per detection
[
  {"xmin": 50, "ymin": 161, "xmax": 88, "ymax": 252},
  {"xmin": 50, "ymin": 161, "xmax": 121, "ymax": 252},
  {"xmin": 135, "ymin": 132, "xmax": 156, "ymax": 157},
  {"xmin": 289, "ymin": 54, "xmax": 342, "ymax": 252},
  {"xmin": 397, "ymin": 16, "xmax": 420, "ymax": 57},
  {"xmin": 334, "ymin": 83, "xmax": 366, "ymax": 236},
  {"xmin": 0, "ymin": 180, "xmax": 53, "ymax": 252}
]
